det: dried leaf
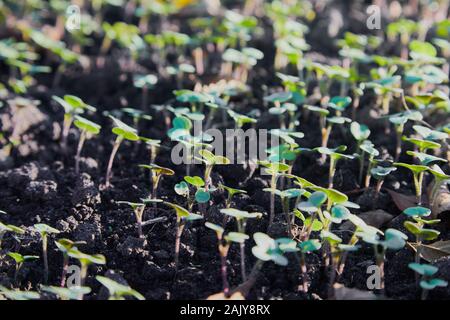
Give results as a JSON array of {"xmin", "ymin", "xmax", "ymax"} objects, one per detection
[
  {"xmin": 206, "ymin": 291, "xmax": 245, "ymax": 300},
  {"xmin": 387, "ymin": 189, "xmax": 417, "ymax": 212},
  {"xmin": 333, "ymin": 284, "xmax": 380, "ymax": 300},
  {"xmin": 410, "ymin": 240, "xmax": 450, "ymax": 262},
  {"xmin": 340, "ymin": 210, "xmax": 394, "ymax": 231}
]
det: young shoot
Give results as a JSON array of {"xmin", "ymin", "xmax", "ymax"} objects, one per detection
[
  {"xmin": 297, "ymin": 239, "xmax": 322, "ymax": 292},
  {"xmin": 7, "ymin": 252, "xmax": 39, "ymax": 284},
  {"xmin": 73, "ymin": 116, "xmax": 101, "ymax": 174},
  {"xmin": 0, "ymin": 222, "xmax": 24, "ymax": 250},
  {"xmin": 55, "ymin": 239, "xmax": 86, "ymax": 287},
  {"xmin": 197, "ymin": 150, "xmax": 231, "ymax": 191},
  {"xmin": 428, "ymin": 165, "xmax": 450, "ymax": 209},
  {"xmin": 105, "ymin": 116, "xmax": 139, "ymax": 188},
  {"xmin": 96, "ymin": 276, "xmax": 145, "ymax": 300},
  {"xmin": 394, "ymin": 163, "xmax": 429, "ymax": 205},
  {"xmin": 370, "ymin": 166, "xmax": 397, "ymax": 197},
  {"xmin": 408, "ymin": 263, "xmax": 448, "ymax": 300},
  {"xmin": 139, "ymin": 137, "xmax": 161, "ymax": 164},
  {"xmin": 316, "ymin": 146, "xmax": 354, "ymax": 189},
  {"xmin": 359, "ymin": 141, "xmax": 380, "ymax": 188},
  {"xmin": 319, "ymin": 116, "xmax": 351, "ymax": 163},
  {"xmin": 41, "ymin": 285, "xmax": 92, "ymax": 300},
  {"xmin": 139, "ymin": 164, "xmax": 175, "ymax": 200},
  {"xmin": 33, "ymin": 224, "xmax": 60, "ymax": 283},
  {"xmin": 67, "ymin": 248, "xmax": 106, "ymax": 295},
  {"xmin": 388, "ymin": 110, "xmax": 423, "ymax": 161},
  {"xmin": 117, "ymin": 202, "xmax": 147, "ymax": 238},
  {"xmin": 219, "ymin": 184, "xmax": 247, "ymax": 209}
]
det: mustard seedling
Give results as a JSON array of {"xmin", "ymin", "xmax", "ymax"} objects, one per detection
[
  {"xmin": 55, "ymin": 239, "xmax": 86, "ymax": 287},
  {"xmin": 316, "ymin": 146, "xmax": 354, "ymax": 189},
  {"xmin": 0, "ymin": 222, "xmax": 24, "ymax": 250},
  {"xmin": 7, "ymin": 252, "xmax": 39, "ymax": 284},
  {"xmin": 41, "ymin": 285, "xmax": 91, "ymax": 300},
  {"xmin": 96, "ymin": 276, "xmax": 145, "ymax": 300},
  {"xmin": 370, "ymin": 166, "xmax": 397, "ymax": 197},
  {"xmin": 67, "ymin": 248, "xmax": 106, "ymax": 292},
  {"xmin": 394, "ymin": 163, "xmax": 429, "ymax": 205},
  {"xmin": 73, "ymin": 116, "xmax": 101, "ymax": 174},
  {"xmin": 139, "ymin": 164, "xmax": 174, "ymax": 200},
  {"xmin": 408, "ymin": 263, "xmax": 448, "ymax": 300},
  {"xmin": 33, "ymin": 224, "xmax": 60, "ymax": 283},
  {"xmin": 197, "ymin": 150, "xmax": 231, "ymax": 191}
]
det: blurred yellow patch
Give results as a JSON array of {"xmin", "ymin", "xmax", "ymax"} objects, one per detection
[{"xmin": 157, "ymin": 0, "xmax": 197, "ymax": 9}]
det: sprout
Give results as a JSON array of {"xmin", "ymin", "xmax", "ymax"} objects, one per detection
[
  {"xmin": 0, "ymin": 222, "xmax": 24, "ymax": 250},
  {"xmin": 0, "ymin": 286, "xmax": 40, "ymax": 300},
  {"xmin": 316, "ymin": 146, "xmax": 354, "ymax": 189},
  {"xmin": 205, "ymin": 222, "xmax": 249, "ymax": 297},
  {"xmin": 388, "ymin": 110, "xmax": 423, "ymax": 161},
  {"xmin": 7, "ymin": 252, "xmax": 39, "ymax": 284},
  {"xmin": 219, "ymin": 184, "xmax": 247, "ymax": 209},
  {"xmin": 96, "ymin": 276, "xmax": 145, "ymax": 300},
  {"xmin": 67, "ymin": 248, "xmax": 106, "ymax": 296},
  {"xmin": 251, "ymin": 232, "xmax": 288, "ymax": 266},
  {"xmin": 164, "ymin": 202, "xmax": 203, "ymax": 272},
  {"xmin": 55, "ymin": 239, "xmax": 86, "ymax": 287},
  {"xmin": 264, "ymin": 91, "xmax": 292, "ymax": 129},
  {"xmin": 394, "ymin": 163, "xmax": 429, "ymax": 205},
  {"xmin": 33, "ymin": 224, "xmax": 60, "ymax": 284},
  {"xmin": 184, "ymin": 176, "xmax": 210, "ymax": 208},
  {"xmin": 403, "ymin": 206, "xmax": 440, "ymax": 265},
  {"xmin": 408, "ymin": 263, "xmax": 448, "ymax": 300},
  {"xmin": 132, "ymin": 74, "xmax": 158, "ymax": 108},
  {"xmin": 319, "ymin": 116, "xmax": 351, "ymax": 163},
  {"xmin": 73, "ymin": 116, "xmax": 101, "ymax": 174},
  {"xmin": 358, "ymin": 228, "xmax": 407, "ymax": 292},
  {"xmin": 298, "ymin": 239, "xmax": 322, "ymax": 292},
  {"xmin": 105, "ymin": 116, "xmax": 139, "ymax": 188},
  {"xmin": 258, "ymin": 161, "xmax": 290, "ymax": 226},
  {"xmin": 221, "ymin": 208, "xmax": 261, "ymax": 281},
  {"xmin": 297, "ymin": 191, "xmax": 328, "ymax": 241},
  {"xmin": 121, "ymin": 107, "xmax": 153, "ymax": 129},
  {"xmin": 139, "ymin": 137, "xmax": 161, "ymax": 164},
  {"xmin": 139, "ymin": 164, "xmax": 174, "ymax": 200},
  {"xmin": 197, "ymin": 150, "xmax": 231, "ymax": 191},
  {"xmin": 41, "ymin": 285, "xmax": 91, "ymax": 300},
  {"xmin": 428, "ymin": 165, "xmax": 450, "ymax": 208},
  {"xmin": 359, "ymin": 141, "xmax": 380, "ymax": 188},
  {"xmin": 370, "ymin": 166, "xmax": 397, "ymax": 197},
  {"xmin": 117, "ymin": 202, "xmax": 147, "ymax": 238},
  {"xmin": 227, "ymin": 109, "xmax": 258, "ymax": 129},
  {"xmin": 52, "ymin": 95, "xmax": 96, "ymax": 151}
]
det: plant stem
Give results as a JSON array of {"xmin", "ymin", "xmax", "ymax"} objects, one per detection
[
  {"xmin": 60, "ymin": 254, "xmax": 69, "ymax": 287},
  {"xmin": 219, "ymin": 242, "xmax": 230, "ymax": 296},
  {"xmin": 299, "ymin": 252, "xmax": 308, "ymax": 292},
  {"xmin": 105, "ymin": 136, "xmax": 123, "ymax": 188},
  {"xmin": 61, "ymin": 114, "xmax": 73, "ymax": 152},
  {"xmin": 375, "ymin": 179, "xmax": 384, "ymax": 197},
  {"xmin": 395, "ymin": 124, "xmax": 404, "ymax": 161},
  {"xmin": 43, "ymin": 235, "xmax": 49, "ymax": 284},
  {"xmin": 328, "ymin": 157, "xmax": 336, "ymax": 189},
  {"xmin": 269, "ymin": 174, "xmax": 277, "ymax": 226},
  {"xmin": 174, "ymin": 219, "xmax": 185, "ymax": 273},
  {"xmin": 75, "ymin": 130, "xmax": 87, "ymax": 174}
]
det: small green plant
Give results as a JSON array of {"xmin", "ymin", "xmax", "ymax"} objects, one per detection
[
  {"xmin": 319, "ymin": 117, "xmax": 351, "ymax": 163},
  {"xmin": 403, "ymin": 206, "xmax": 440, "ymax": 264},
  {"xmin": 52, "ymin": 95, "xmax": 96, "ymax": 151},
  {"xmin": 0, "ymin": 222, "xmax": 24, "ymax": 250},
  {"xmin": 41, "ymin": 285, "xmax": 92, "ymax": 300},
  {"xmin": 164, "ymin": 202, "xmax": 203, "ymax": 272},
  {"xmin": 316, "ymin": 146, "xmax": 354, "ymax": 189},
  {"xmin": 96, "ymin": 276, "xmax": 145, "ymax": 300},
  {"xmin": 105, "ymin": 116, "xmax": 139, "ymax": 188},
  {"xmin": 408, "ymin": 263, "xmax": 448, "ymax": 300},
  {"xmin": 197, "ymin": 150, "xmax": 231, "ymax": 191},
  {"xmin": 73, "ymin": 116, "xmax": 101, "ymax": 174},
  {"xmin": 297, "ymin": 239, "xmax": 322, "ymax": 292},
  {"xmin": 55, "ymin": 239, "xmax": 86, "ymax": 287},
  {"xmin": 117, "ymin": 202, "xmax": 147, "ymax": 238},
  {"xmin": 7, "ymin": 252, "xmax": 39, "ymax": 284},
  {"xmin": 67, "ymin": 248, "xmax": 106, "ymax": 295},
  {"xmin": 139, "ymin": 137, "xmax": 161, "ymax": 164},
  {"xmin": 359, "ymin": 141, "xmax": 379, "ymax": 187},
  {"xmin": 33, "ymin": 224, "xmax": 60, "ymax": 283},
  {"xmin": 388, "ymin": 110, "xmax": 423, "ymax": 161},
  {"xmin": 0, "ymin": 286, "xmax": 40, "ymax": 300},
  {"xmin": 370, "ymin": 166, "xmax": 397, "ymax": 197},
  {"xmin": 219, "ymin": 184, "xmax": 247, "ymax": 209},
  {"xmin": 139, "ymin": 164, "xmax": 175, "ymax": 200},
  {"xmin": 428, "ymin": 165, "xmax": 450, "ymax": 208},
  {"xmin": 394, "ymin": 163, "xmax": 429, "ymax": 205},
  {"xmin": 221, "ymin": 209, "xmax": 261, "ymax": 281}
]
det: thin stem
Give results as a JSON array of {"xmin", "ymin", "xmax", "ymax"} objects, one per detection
[
  {"xmin": 329, "ymin": 158, "xmax": 336, "ymax": 189},
  {"xmin": 105, "ymin": 136, "xmax": 123, "ymax": 188},
  {"xmin": 219, "ymin": 242, "xmax": 230, "ymax": 296},
  {"xmin": 75, "ymin": 130, "xmax": 87, "ymax": 174},
  {"xmin": 174, "ymin": 219, "xmax": 185, "ymax": 273},
  {"xmin": 43, "ymin": 235, "xmax": 48, "ymax": 284},
  {"xmin": 299, "ymin": 252, "xmax": 308, "ymax": 292},
  {"xmin": 60, "ymin": 255, "xmax": 69, "ymax": 287},
  {"xmin": 269, "ymin": 174, "xmax": 277, "ymax": 226}
]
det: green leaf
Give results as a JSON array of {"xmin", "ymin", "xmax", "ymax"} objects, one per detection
[
  {"xmin": 299, "ymin": 239, "xmax": 322, "ymax": 252},
  {"xmin": 74, "ymin": 116, "xmax": 101, "ymax": 135},
  {"xmin": 403, "ymin": 206, "xmax": 431, "ymax": 217},
  {"xmin": 164, "ymin": 202, "xmax": 190, "ymax": 218},
  {"xmin": 96, "ymin": 276, "xmax": 145, "ymax": 300},
  {"xmin": 420, "ymin": 278, "xmax": 448, "ymax": 290},
  {"xmin": 195, "ymin": 189, "xmax": 210, "ymax": 203},
  {"xmin": 408, "ymin": 263, "xmax": 438, "ymax": 276},
  {"xmin": 174, "ymin": 181, "xmax": 189, "ymax": 196},
  {"xmin": 184, "ymin": 176, "xmax": 205, "ymax": 187},
  {"xmin": 224, "ymin": 232, "xmax": 249, "ymax": 244}
]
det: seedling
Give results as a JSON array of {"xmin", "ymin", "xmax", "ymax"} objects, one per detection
[
  {"xmin": 264, "ymin": 91, "xmax": 292, "ymax": 129},
  {"xmin": 7, "ymin": 252, "xmax": 39, "ymax": 284},
  {"xmin": 41, "ymin": 286, "xmax": 91, "ymax": 300},
  {"xmin": 164, "ymin": 202, "xmax": 203, "ymax": 272},
  {"xmin": 403, "ymin": 206, "xmax": 440, "ymax": 264},
  {"xmin": 319, "ymin": 116, "xmax": 351, "ymax": 163},
  {"xmin": 428, "ymin": 165, "xmax": 450, "ymax": 208},
  {"xmin": 139, "ymin": 164, "xmax": 174, "ymax": 200},
  {"xmin": 388, "ymin": 110, "xmax": 423, "ymax": 161},
  {"xmin": 139, "ymin": 137, "xmax": 161, "ymax": 164},
  {"xmin": 96, "ymin": 276, "xmax": 145, "ymax": 300},
  {"xmin": 206, "ymin": 222, "xmax": 249, "ymax": 297},
  {"xmin": 408, "ymin": 263, "xmax": 448, "ymax": 300},
  {"xmin": 197, "ymin": 150, "xmax": 231, "ymax": 191},
  {"xmin": 121, "ymin": 107, "xmax": 153, "ymax": 130},
  {"xmin": 297, "ymin": 191, "xmax": 328, "ymax": 241},
  {"xmin": 358, "ymin": 228, "xmax": 407, "ymax": 292},
  {"xmin": 52, "ymin": 95, "xmax": 96, "ymax": 151},
  {"xmin": 0, "ymin": 286, "xmax": 40, "ymax": 300},
  {"xmin": 117, "ymin": 202, "xmax": 147, "ymax": 238},
  {"xmin": 219, "ymin": 184, "xmax": 247, "ymax": 209},
  {"xmin": 67, "ymin": 248, "xmax": 106, "ymax": 295},
  {"xmin": 359, "ymin": 141, "xmax": 380, "ymax": 188},
  {"xmin": 33, "ymin": 224, "xmax": 60, "ymax": 283},
  {"xmin": 252, "ymin": 232, "xmax": 288, "ymax": 266},
  {"xmin": 297, "ymin": 239, "xmax": 322, "ymax": 292},
  {"xmin": 73, "ymin": 116, "xmax": 101, "ymax": 174},
  {"xmin": 133, "ymin": 74, "xmax": 157, "ymax": 108},
  {"xmin": 316, "ymin": 146, "xmax": 354, "ymax": 189},
  {"xmin": 105, "ymin": 116, "xmax": 139, "ymax": 188},
  {"xmin": 0, "ymin": 222, "xmax": 24, "ymax": 250},
  {"xmin": 55, "ymin": 239, "xmax": 86, "ymax": 287},
  {"xmin": 394, "ymin": 163, "xmax": 429, "ymax": 205},
  {"xmin": 370, "ymin": 166, "xmax": 397, "ymax": 197},
  {"xmin": 221, "ymin": 209, "xmax": 261, "ymax": 281},
  {"xmin": 258, "ymin": 161, "xmax": 290, "ymax": 226}
]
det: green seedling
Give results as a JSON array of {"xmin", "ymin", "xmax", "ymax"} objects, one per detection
[
  {"xmin": 117, "ymin": 202, "xmax": 147, "ymax": 238},
  {"xmin": 105, "ymin": 116, "xmax": 139, "ymax": 188},
  {"xmin": 252, "ymin": 232, "xmax": 288, "ymax": 266},
  {"xmin": 428, "ymin": 165, "xmax": 450, "ymax": 208},
  {"xmin": 408, "ymin": 263, "xmax": 448, "ymax": 300},
  {"xmin": 319, "ymin": 116, "xmax": 351, "ymax": 163},
  {"xmin": 402, "ymin": 136, "xmax": 441, "ymax": 154},
  {"xmin": 206, "ymin": 222, "xmax": 249, "ymax": 297},
  {"xmin": 387, "ymin": 19, "xmax": 418, "ymax": 59},
  {"xmin": 55, "ymin": 239, "xmax": 86, "ymax": 287},
  {"xmin": 139, "ymin": 137, "xmax": 161, "ymax": 164},
  {"xmin": 133, "ymin": 74, "xmax": 158, "ymax": 108},
  {"xmin": 7, "ymin": 252, "xmax": 39, "ymax": 284},
  {"xmin": 222, "ymin": 47, "xmax": 264, "ymax": 83},
  {"xmin": 184, "ymin": 175, "xmax": 210, "ymax": 208},
  {"xmin": 388, "ymin": 110, "xmax": 423, "ymax": 161},
  {"xmin": 258, "ymin": 161, "xmax": 290, "ymax": 226},
  {"xmin": 41, "ymin": 285, "xmax": 92, "ymax": 300},
  {"xmin": 350, "ymin": 122, "xmax": 371, "ymax": 183},
  {"xmin": 297, "ymin": 191, "xmax": 328, "ymax": 241},
  {"xmin": 297, "ymin": 239, "xmax": 322, "ymax": 292},
  {"xmin": 73, "ymin": 116, "xmax": 101, "ymax": 174},
  {"xmin": 370, "ymin": 166, "xmax": 397, "ymax": 197},
  {"xmin": 219, "ymin": 184, "xmax": 247, "ymax": 209},
  {"xmin": 0, "ymin": 222, "xmax": 24, "ymax": 250},
  {"xmin": 96, "ymin": 276, "xmax": 145, "ymax": 300},
  {"xmin": 33, "ymin": 224, "xmax": 60, "ymax": 283},
  {"xmin": 403, "ymin": 206, "xmax": 440, "ymax": 265},
  {"xmin": 121, "ymin": 107, "xmax": 153, "ymax": 129},
  {"xmin": 358, "ymin": 228, "xmax": 407, "ymax": 292},
  {"xmin": 164, "ymin": 202, "xmax": 203, "ymax": 272},
  {"xmin": 221, "ymin": 209, "xmax": 261, "ymax": 281},
  {"xmin": 52, "ymin": 95, "xmax": 96, "ymax": 151},
  {"xmin": 328, "ymin": 96, "xmax": 352, "ymax": 117},
  {"xmin": 67, "ymin": 248, "xmax": 106, "ymax": 293},
  {"xmin": 406, "ymin": 151, "xmax": 447, "ymax": 166},
  {"xmin": 101, "ymin": 22, "xmax": 143, "ymax": 58},
  {"xmin": 139, "ymin": 164, "xmax": 175, "ymax": 200},
  {"xmin": 264, "ymin": 91, "xmax": 292, "ymax": 129},
  {"xmin": 0, "ymin": 286, "xmax": 40, "ymax": 300},
  {"xmin": 394, "ymin": 163, "xmax": 429, "ymax": 205},
  {"xmin": 227, "ymin": 109, "xmax": 258, "ymax": 129},
  {"xmin": 316, "ymin": 146, "xmax": 354, "ymax": 189},
  {"xmin": 359, "ymin": 141, "xmax": 380, "ymax": 188},
  {"xmin": 197, "ymin": 150, "xmax": 231, "ymax": 191}
]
